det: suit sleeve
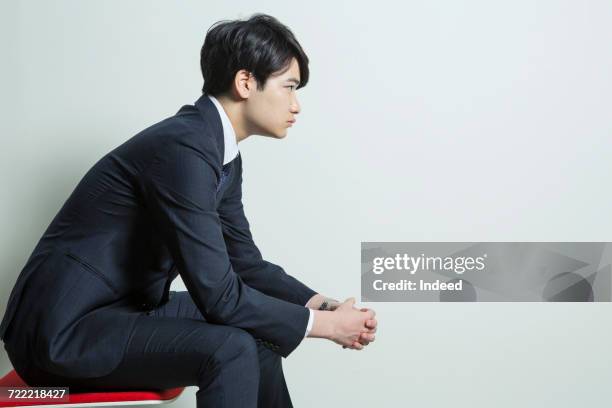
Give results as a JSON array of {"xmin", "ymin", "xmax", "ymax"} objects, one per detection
[
  {"xmin": 218, "ymin": 154, "xmax": 318, "ymax": 307},
  {"xmin": 142, "ymin": 138, "xmax": 309, "ymax": 357}
]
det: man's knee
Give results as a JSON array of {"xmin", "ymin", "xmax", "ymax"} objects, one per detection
[{"xmin": 207, "ymin": 328, "xmax": 258, "ymax": 371}]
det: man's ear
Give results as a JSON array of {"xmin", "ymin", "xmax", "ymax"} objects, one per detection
[{"xmin": 233, "ymin": 69, "xmax": 256, "ymax": 99}]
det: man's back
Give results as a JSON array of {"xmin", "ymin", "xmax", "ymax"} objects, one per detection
[{"xmin": 0, "ymin": 100, "xmax": 224, "ymax": 377}]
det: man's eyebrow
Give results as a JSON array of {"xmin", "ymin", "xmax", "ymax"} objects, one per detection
[{"xmin": 286, "ymin": 78, "xmax": 300, "ymax": 86}]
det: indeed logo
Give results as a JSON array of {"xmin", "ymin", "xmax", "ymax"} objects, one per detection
[{"xmin": 372, "ymin": 253, "xmax": 487, "ymax": 275}]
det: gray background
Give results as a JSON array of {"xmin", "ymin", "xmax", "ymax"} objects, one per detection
[{"xmin": 1, "ymin": 0, "xmax": 611, "ymax": 406}]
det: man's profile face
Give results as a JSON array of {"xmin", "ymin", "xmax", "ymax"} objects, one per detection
[{"xmin": 244, "ymin": 57, "xmax": 301, "ymax": 139}]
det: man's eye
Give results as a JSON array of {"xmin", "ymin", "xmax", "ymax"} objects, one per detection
[{"xmin": 286, "ymin": 85, "xmax": 295, "ymax": 90}]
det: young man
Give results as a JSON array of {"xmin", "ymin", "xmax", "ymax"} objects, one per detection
[{"xmin": 0, "ymin": 14, "xmax": 377, "ymax": 408}]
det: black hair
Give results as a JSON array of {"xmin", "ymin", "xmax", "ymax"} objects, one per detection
[{"xmin": 200, "ymin": 13, "xmax": 309, "ymax": 96}]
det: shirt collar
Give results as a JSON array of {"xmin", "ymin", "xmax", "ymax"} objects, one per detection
[{"xmin": 208, "ymin": 95, "xmax": 239, "ymax": 165}]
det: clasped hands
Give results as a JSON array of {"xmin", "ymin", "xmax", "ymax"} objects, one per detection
[{"xmin": 306, "ymin": 294, "xmax": 377, "ymax": 351}]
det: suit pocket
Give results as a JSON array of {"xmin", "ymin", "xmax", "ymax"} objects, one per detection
[{"xmin": 64, "ymin": 252, "xmax": 118, "ymax": 294}]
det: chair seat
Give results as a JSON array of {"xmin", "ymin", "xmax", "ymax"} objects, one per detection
[{"xmin": 0, "ymin": 370, "xmax": 184, "ymax": 408}]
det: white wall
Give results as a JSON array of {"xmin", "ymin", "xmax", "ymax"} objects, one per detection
[{"xmin": 1, "ymin": 1, "xmax": 612, "ymax": 406}]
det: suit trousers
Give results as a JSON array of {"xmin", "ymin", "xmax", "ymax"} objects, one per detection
[{"xmin": 4, "ymin": 291, "xmax": 294, "ymax": 408}]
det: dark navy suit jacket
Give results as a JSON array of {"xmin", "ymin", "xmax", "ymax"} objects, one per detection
[{"xmin": 0, "ymin": 95, "xmax": 316, "ymax": 378}]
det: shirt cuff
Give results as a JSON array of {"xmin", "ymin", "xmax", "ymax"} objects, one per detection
[{"xmin": 304, "ymin": 307, "xmax": 314, "ymax": 337}]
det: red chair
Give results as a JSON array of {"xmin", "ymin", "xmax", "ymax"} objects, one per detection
[{"xmin": 0, "ymin": 370, "xmax": 185, "ymax": 408}]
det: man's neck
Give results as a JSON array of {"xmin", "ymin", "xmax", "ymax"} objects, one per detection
[{"xmin": 213, "ymin": 94, "xmax": 251, "ymax": 143}]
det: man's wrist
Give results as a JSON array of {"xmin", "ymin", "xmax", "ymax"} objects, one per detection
[
  {"xmin": 305, "ymin": 293, "xmax": 323, "ymax": 309},
  {"xmin": 305, "ymin": 293, "xmax": 340, "ymax": 311},
  {"xmin": 307, "ymin": 310, "xmax": 337, "ymax": 340}
]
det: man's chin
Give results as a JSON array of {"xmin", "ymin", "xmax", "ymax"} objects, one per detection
[{"xmin": 261, "ymin": 130, "xmax": 288, "ymax": 139}]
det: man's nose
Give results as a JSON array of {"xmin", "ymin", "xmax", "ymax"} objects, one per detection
[{"xmin": 290, "ymin": 95, "xmax": 301, "ymax": 114}]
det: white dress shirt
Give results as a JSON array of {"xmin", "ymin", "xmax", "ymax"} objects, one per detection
[{"xmin": 208, "ymin": 95, "xmax": 315, "ymax": 338}]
